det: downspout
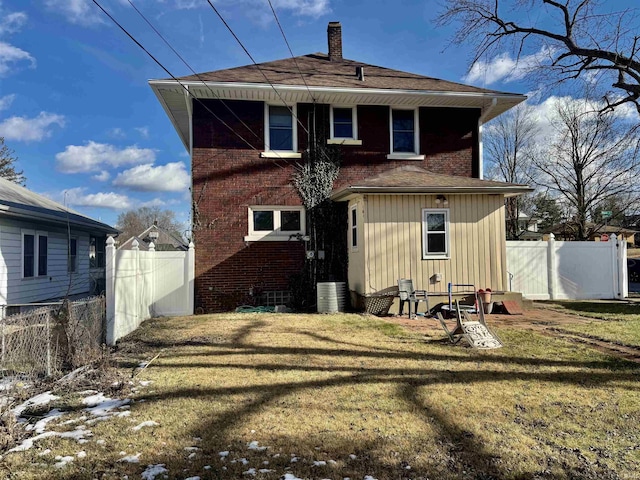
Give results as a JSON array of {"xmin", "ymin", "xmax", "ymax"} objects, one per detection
[
  {"xmin": 184, "ymin": 86, "xmax": 193, "ymax": 240},
  {"xmin": 477, "ymin": 97, "xmax": 498, "ymax": 180}
]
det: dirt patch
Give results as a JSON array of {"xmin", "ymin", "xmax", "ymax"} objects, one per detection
[{"xmin": 384, "ymin": 306, "xmax": 640, "ymax": 363}]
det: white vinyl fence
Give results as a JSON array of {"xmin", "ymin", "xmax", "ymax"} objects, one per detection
[
  {"xmin": 105, "ymin": 237, "xmax": 194, "ymax": 345},
  {"xmin": 506, "ymin": 233, "xmax": 628, "ymax": 300}
]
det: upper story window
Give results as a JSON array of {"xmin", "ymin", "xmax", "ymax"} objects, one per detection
[
  {"xmin": 422, "ymin": 209, "xmax": 449, "ymax": 259},
  {"xmin": 388, "ymin": 108, "xmax": 424, "ymax": 160},
  {"xmin": 262, "ymin": 104, "xmax": 300, "ymax": 158},
  {"xmin": 245, "ymin": 206, "xmax": 306, "ymax": 242},
  {"xmin": 22, "ymin": 230, "xmax": 47, "ymax": 278},
  {"xmin": 328, "ymin": 106, "xmax": 362, "ymax": 145}
]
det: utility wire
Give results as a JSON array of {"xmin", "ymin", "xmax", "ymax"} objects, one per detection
[
  {"xmin": 91, "ymin": 0, "xmax": 294, "ymax": 169},
  {"xmin": 204, "ymin": 0, "xmax": 313, "ymax": 138},
  {"xmin": 266, "ymin": 0, "xmax": 315, "ymax": 103}
]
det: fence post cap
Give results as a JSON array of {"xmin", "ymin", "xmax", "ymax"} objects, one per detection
[
  {"xmin": 148, "ymin": 241, "xmax": 155, "ymax": 252},
  {"xmin": 106, "ymin": 236, "xmax": 115, "ymax": 246},
  {"xmin": 548, "ymin": 233, "xmax": 555, "ymax": 239},
  {"xmin": 132, "ymin": 239, "xmax": 139, "ymax": 250},
  {"xmin": 610, "ymin": 233, "xmax": 617, "ymax": 241},
  {"xmin": 188, "ymin": 242, "xmax": 195, "ymax": 250}
]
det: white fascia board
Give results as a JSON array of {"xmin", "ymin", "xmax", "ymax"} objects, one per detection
[{"xmin": 149, "ymin": 83, "xmax": 190, "ymax": 151}]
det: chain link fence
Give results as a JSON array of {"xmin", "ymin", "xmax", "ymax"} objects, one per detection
[{"xmin": 0, "ymin": 296, "xmax": 106, "ymax": 379}]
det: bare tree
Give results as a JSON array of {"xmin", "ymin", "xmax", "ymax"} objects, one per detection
[
  {"xmin": 535, "ymin": 96, "xmax": 640, "ymax": 240},
  {"xmin": 116, "ymin": 206, "xmax": 184, "ymax": 244},
  {"xmin": 0, "ymin": 137, "xmax": 25, "ymax": 185},
  {"xmin": 485, "ymin": 103, "xmax": 539, "ymax": 238},
  {"xmin": 438, "ymin": 0, "xmax": 640, "ymax": 114}
]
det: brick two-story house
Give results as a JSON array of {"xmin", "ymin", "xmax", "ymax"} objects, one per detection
[{"xmin": 150, "ymin": 22, "xmax": 531, "ymax": 312}]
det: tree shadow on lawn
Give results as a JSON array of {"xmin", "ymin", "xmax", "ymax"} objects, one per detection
[{"xmin": 50, "ymin": 322, "xmax": 639, "ymax": 480}]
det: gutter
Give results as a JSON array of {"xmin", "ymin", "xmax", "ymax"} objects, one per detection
[
  {"xmin": 0, "ymin": 205, "xmax": 118, "ymax": 234},
  {"xmin": 331, "ymin": 185, "xmax": 534, "ymax": 201}
]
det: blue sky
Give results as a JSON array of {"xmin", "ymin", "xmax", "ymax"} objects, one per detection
[{"xmin": 0, "ymin": 0, "xmax": 636, "ymax": 231}]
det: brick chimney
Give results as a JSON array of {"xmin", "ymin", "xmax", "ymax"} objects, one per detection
[{"xmin": 327, "ymin": 22, "xmax": 342, "ymax": 61}]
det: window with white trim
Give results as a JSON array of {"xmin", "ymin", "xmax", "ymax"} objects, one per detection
[
  {"xmin": 331, "ymin": 106, "xmax": 357, "ymax": 140},
  {"xmin": 22, "ymin": 230, "xmax": 48, "ymax": 278},
  {"xmin": 245, "ymin": 206, "xmax": 305, "ymax": 241},
  {"xmin": 350, "ymin": 204, "xmax": 358, "ymax": 251},
  {"xmin": 388, "ymin": 108, "xmax": 423, "ymax": 160},
  {"xmin": 422, "ymin": 209, "xmax": 449, "ymax": 259},
  {"xmin": 265, "ymin": 104, "xmax": 297, "ymax": 153}
]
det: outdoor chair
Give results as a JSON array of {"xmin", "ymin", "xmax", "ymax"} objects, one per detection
[
  {"xmin": 436, "ymin": 298, "xmax": 503, "ymax": 349},
  {"xmin": 398, "ymin": 278, "xmax": 429, "ymax": 319}
]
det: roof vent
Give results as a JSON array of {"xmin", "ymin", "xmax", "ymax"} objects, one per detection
[
  {"xmin": 356, "ymin": 66, "xmax": 364, "ymax": 81},
  {"xmin": 327, "ymin": 22, "xmax": 342, "ymax": 61}
]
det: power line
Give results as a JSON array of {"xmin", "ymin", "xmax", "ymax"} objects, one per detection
[
  {"xmin": 91, "ymin": 0, "xmax": 294, "ymax": 170},
  {"xmin": 266, "ymin": 0, "xmax": 316, "ymax": 103}
]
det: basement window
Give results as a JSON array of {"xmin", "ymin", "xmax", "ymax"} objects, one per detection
[
  {"xmin": 245, "ymin": 206, "xmax": 306, "ymax": 241},
  {"xmin": 422, "ymin": 209, "xmax": 449, "ymax": 259}
]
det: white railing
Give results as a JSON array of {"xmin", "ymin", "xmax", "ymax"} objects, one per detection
[
  {"xmin": 506, "ymin": 233, "xmax": 628, "ymax": 300},
  {"xmin": 105, "ymin": 237, "xmax": 194, "ymax": 345}
]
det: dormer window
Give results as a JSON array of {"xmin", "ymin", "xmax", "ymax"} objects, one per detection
[
  {"xmin": 262, "ymin": 104, "xmax": 301, "ymax": 159},
  {"xmin": 328, "ymin": 106, "xmax": 362, "ymax": 145},
  {"xmin": 387, "ymin": 108, "xmax": 424, "ymax": 160}
]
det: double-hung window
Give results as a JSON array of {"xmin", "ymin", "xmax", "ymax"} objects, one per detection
[
  {"xmin": 388, "ymin": 108, "xmax": 423, "ymax": 159},
  {"xmin": 263, "ymin": 104, "xmax": 300, "ymax": 157},
  {"xmin": 328, "ymin": 107, "xmax": 361, "ymax": 145},
  {"xmin": 422, "ymin": 209, "xmax": 449, "ymax": 259},
  {"xmin": 246, "ymin": 206, "xmax": 305, "ymax": 241},
  {"xmin": 22, "ymin": 230, "xmax": 47, "ymax": 278}
]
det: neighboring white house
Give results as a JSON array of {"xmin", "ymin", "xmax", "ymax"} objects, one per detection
[{"xmin": 0, "ymin": 177, "xmax": 118, "ymax": 313}]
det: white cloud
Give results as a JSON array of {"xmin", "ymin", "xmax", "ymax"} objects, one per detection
[
  {"xmin": 140, "ymin": 198, "xmax": 166, "ymax": 208},
  {"xmin": 92, "ymin": 170, "xmax": 111, "ymax": 182},
  {"xmin": 463, "ymin": 46, "xmax": 555, "ymax": 85},
  {"xmin": 0, "ymin": 94, "xmax": 15, "ymax": 110},
  {"xmin": 0, "ymin": 41, "xmax": 36, "ymax": 76},
  {"xmin": 0, "ymin": 112, "xmax": 65, "ymax": 142},
  {"xmin": 270, "ymin": 0, "xmax": 330, "ymax": 17},
  {"xmin": 0, "ymin": 11, "xmax": 27, "ymax": 36},
  {"xmin": 108, "ymin": 127, "xmax": 126, "ymax": 139},
  {"xmin": 113, "ymin": 162, "xmax": 190, "ymax": 192},
  {"xmin": 135, "ymin": 126, "xmax": 149, "ymax": 139},
  {"xmin": 63, "ymin": 187, "xmax": 131, "ymax": 210},
  {"xmin": 56, "ymin": 141, "xmax": 156, "ymax": 173},
  {"xmin": 44, "ymin": 0, "xmax": 104, "ymax": 26}
]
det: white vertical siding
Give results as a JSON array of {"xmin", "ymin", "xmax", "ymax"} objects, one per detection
[{"xmin": 350, "ymin": 194, "xmax": 506, "ymax": 295}]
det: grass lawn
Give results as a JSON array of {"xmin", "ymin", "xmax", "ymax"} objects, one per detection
[
  {"xmin": 542, "ymin": 301, "xmax": 640, "ymax": 348},
  {"xmin": 2, "ymin": 313, "xmax": 640, "ymax": 480}
]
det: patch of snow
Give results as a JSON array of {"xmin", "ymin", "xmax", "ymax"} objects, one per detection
[
  {"xmin": 349, "ymin": 454, "xmax": 357, "ymax": 460},
  {"xmin": 12, "ymin": 391, "xmax": 59, "ymax": 416},
  {"xmin": 118, "ymin": 453, "xmax": 141, "ymax": 463},
  {"xmin": 76, "ymin": 451, "xmax": 87, "ymax": 458},
  {"xmin": 290, "ymin": 456, "xmax": 298, "ymax": 463},
  {"xmin": 54, "ymin": 455, "xmax": 74, "ymax": 468},
  {"xmin": 38, "ymin": 448, "xmax": 51, "ymax": 456},
  {"xmin": 78, "ymin": 390, "xmax": 97, "ymax": 395},
  {"xmin": 364, "ymin": 476, "xmax": 378, "ymax": 480},
  {"xmin": 96, "ymin": 439, "xmax": 105, "ymax": 445},
  {"xmin": 203, "ymin": 465, "xmax": 211, "ymax": 470},
  {"xmin": 188, "ymin": 452, "xmax": 196, "ymax": 459},
  {"xmin": 184, "ymin": 477, "xmax": 201, "ymax": 480},
  {"xmin": 139, "ymin": 380, "xmax": 153, "ymax": 387},
  {"xmin": 282, "ymin": 474, "xmax": 303, "ymax": 480},
  {"xmin": 247, "ymin": 440, "xmax": 267, "ymax": 451},
  {"xmin": 313, "ymin": 461, "xmax": 327, "ymax": 467},
  {"xmin": 218, "ymin": 451, "xmax": 229, "ymax": 457},
  {"xmin": 328, "ymin": 459, "xmax": 337, "ymax": 465},
  {"xmin": 185, "ymin": 446, "xmax": 199, "ymax": 451},
  {"xmin": 262, "ymin": 460, "xmax": 269, "ymax": 465},
  {"xmin": 82, "ymin": 393, "xmax": 130, "ymax": 419},
  {"xmin": 26, "ymin": 408, "xmax": 65, "ymax": 434},
  {"xmin": 242, "ymin": 468, "xmax": 256, "ymax": 476},
  {"xmin": 141, "ymin": 464, "xmax": 167, "ymax": 480},
  {"xmin": 258, "ymin": 469, "xmax": 272, "ymax": 473},
  {"xmin": 138, "ymin": 362, "xmax": 148, "ymax": 368},
  {"xmin": 132, "ymin": 421, "xmax": 159, "ymax": 431}
]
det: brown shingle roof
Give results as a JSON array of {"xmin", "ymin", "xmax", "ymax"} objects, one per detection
[
  {"xmin": 331, "ymin": 165, "xmax": 532, "ymax": 200},
  {"xmin": 175, "ymin": 53, "xmax": 511, "ymax": 95}
]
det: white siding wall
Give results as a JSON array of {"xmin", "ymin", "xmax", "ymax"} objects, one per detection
[{"xmin": 0, "ymin": 219, "xmax": 91, "ymax": 305}]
